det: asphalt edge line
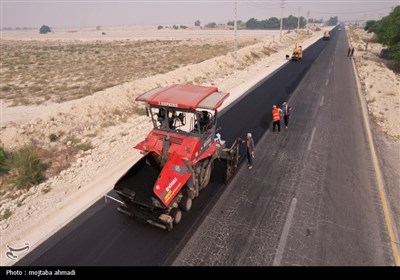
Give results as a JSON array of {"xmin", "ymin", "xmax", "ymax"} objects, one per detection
[
  {"xmin": 273, "ymin": 197, "xmax": 297, "ymax": 266},
  {"xmin": 307, "ymin": 127, "xmax": 316, "ymax": 151},
  {"xmin": 350, "ymin": 52, "xmax": 400, "ymax": 266}
]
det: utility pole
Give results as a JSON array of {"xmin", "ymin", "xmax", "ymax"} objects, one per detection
[
  {"xmin": 234, "ymin": 0, "xmax": 238, "ymax": 60},
  {"xmin": 306, "ymin": 11, "xmax": 310, "ymax": 34},
  {"xmin": 280, "ymin": 0, "xmax": 285, "ymax": 41},
  {"xmin": 297, "ymin": 7, "xmax": 301, "ymax": 30}
]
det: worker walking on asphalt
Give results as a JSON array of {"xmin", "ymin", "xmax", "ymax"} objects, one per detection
[
  {"xmin": 272, "ymin": 105, "xmax": 282, "ymax": 133},
  {"xmin": 241, "ymin": 133, "xmax": 255, "ymax": 170},
  {"xmin": 282, "ymin": 102, "xmax": 292, "ymax": 129}
]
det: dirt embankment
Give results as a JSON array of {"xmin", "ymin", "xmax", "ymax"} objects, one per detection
[
  {"xmin": 348, "ymin": 27, "xmax": 400, "ymax": 139},
  {"xmin": 348, "ymin": 26, "xmax": 400, "ymax": 245}
]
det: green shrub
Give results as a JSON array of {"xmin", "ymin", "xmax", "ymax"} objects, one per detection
[
  {"xmin": 64, "ymin": 135, "xmax": 80, "ymax": 144},
  {"xmin": 11, "ymin": 145, "xmax": 46, "ymax": 189},
  {"xmin": 76, "ymin": 142, "xmax": 93, "ymax": 151},
  {"xmin": 1, "ymin": 85, "xmax": 12, "ymax": 92},
  {"xmin": 2, "ymin": 209, "xmax": 13, "ymax": 220},
  {"xmin": 42, "ymin": 186, "xmax": 52, "ymax": 194},
  {"xmin": 39, "ymin": 25, "xmax": 51, "ymax": 34},
  {"xmin": 389, "ymin": 42, "xmax": 400, "ymax": 68},
  {"xmin": 0, "ymin": 147, "xmax": 9, "ymax": 174},
  {"xmin": 49, "ymin": 133, "xmax": 58, "ymax": 142},
  {"xmin": 132, "ymin": 105, "xmax": 147, "ymax": 116}
]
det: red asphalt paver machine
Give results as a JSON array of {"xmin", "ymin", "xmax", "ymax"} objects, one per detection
[{"xmin": 113, "ymin": 84, "xmax": 241, "ymax": 230}]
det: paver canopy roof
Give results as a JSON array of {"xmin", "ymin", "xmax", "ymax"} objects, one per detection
[{"xmin": 135, "ymin": 84, "xmax": 230, "ymax": 110}]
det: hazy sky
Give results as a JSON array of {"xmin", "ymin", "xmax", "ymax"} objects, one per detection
[{"xmin": 2, "ymin": 0, "xmax": 398, "ymax": 28}]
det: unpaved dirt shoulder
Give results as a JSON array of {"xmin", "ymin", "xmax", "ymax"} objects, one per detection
[
  {"xmin": 348, "ymin": 28, "xmax": 400, "ymax": 139},
  {"xmin": 347, "ymin": 26, "xmax": 400, "ymax": 256},
  {"xmin": 373, "ymin": 125, "xmax": 400, "ymax": 242}
]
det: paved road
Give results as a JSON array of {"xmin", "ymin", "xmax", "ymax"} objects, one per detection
[
  {"xmin": 17, "ymin": 27, "xmax": 393, "ymax": 266},
  {"xmin": 172, "ymin": 28, "xmax": 394, "ymax": 266}
]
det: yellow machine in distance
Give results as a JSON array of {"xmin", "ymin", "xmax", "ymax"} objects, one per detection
[
  {"xmin": 292, "ymin": 45, "xmax": 303, "ymax": 61},
  {"xmin": 323, "ymin": 31, "xmax": 330, "ymax": 40}
]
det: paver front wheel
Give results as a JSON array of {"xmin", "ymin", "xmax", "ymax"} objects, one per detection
[
  {"xmin": 170, "ymin": 208, "xmax": 182, "ymax": 224},
  {"xmin": 179, "ymin": 196, "xmax": 193, "ymax": 212}
]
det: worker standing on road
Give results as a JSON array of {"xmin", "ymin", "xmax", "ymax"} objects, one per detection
[
  {"xmin": 282, "ymin": 102, "xmax": 292, "ymax": 129},
  {"xmin": 351, "ymin": 47, "xmax": 355, "ymax": 57},
  {"xmin": 348, "ymin": 47, "xmax": 351, "ymax": 57},
  {"xmin": 242, "ymin": 133, "xmax": 255, "ymax": 170},
  {"xmin": 272, "ymin": 105, "xmax": 282, "ymax": 133}
]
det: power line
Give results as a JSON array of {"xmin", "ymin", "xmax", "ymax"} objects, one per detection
[
  {"xmin": 7, "ymin": 0, "xmax": 395, "ymax": 2},
  {"xmin": 309, "ymin": 6, "xmax": 394, "ymax": 15},
  {"xmin": 4, "ymin": 0, "xmax": 398, "ymax": 2},
  {"xmin": 242, "ymin": 0, "xmax": 280, "ymax": 10}
]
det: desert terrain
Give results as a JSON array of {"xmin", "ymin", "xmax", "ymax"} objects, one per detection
[
  {"xmin": 0, "ymin": 25, "xmax": 398, "ymax": 265},
  {"xmin": 347, "ymin": 26, "xmax": 400, "ymax": 239}
]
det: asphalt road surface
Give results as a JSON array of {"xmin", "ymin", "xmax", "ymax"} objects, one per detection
[
  {"xmin": 17, "ymin": 27, "xmax": 394, "ymax": 266},
  {"xmin": 173, "ymin": 28, "xmax": 394, "ymax": 266}
]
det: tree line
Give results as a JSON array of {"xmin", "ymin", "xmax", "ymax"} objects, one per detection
[
  {"xmin": 245, "ymin": 15, "xmax": 307, "ymax": 30},
  {"xmin": 364, "ymin": 6, "xmax": 400, "ymax": 67},
  {"xmin": 244, "ymin": 15, "xmax": 337, "ymax": 29}
]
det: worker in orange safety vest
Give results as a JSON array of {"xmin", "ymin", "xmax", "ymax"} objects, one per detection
[{"xmin": 272, "ymin": 105, "xmax": 282, "ymax": 133}]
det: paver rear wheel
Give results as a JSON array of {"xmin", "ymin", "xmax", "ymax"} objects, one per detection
[
  {"xmin": 200, "ymin": 159, "xmax": 213, "ymax": 190},
  {"xmin": 186, "ymin": 188, "xmax": 196, "ymax": 200}
]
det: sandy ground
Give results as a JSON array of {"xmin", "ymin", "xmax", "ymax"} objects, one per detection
[
  {"xmin": 2, "ymin": 27, "xmax": 285, "ymax": 42},
  {"xmin": 348, "ymin": 28, "xmax": 400, "ymax": 139},
  {"xmin": 1, "ymin": 25, "xmax": 398, "ymax": 265},
  {"xmin": 347, "ymin": 27, "xmax": 400, "ymax": 241}
]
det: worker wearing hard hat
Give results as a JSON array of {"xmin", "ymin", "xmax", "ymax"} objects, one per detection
[
  {"xmin": 282, "ymin": 102, "xmax": 292, "ymax": 129},
  {"xmin": 245, "ymin": 133, "xmax": 255, "ymax": 169},
  {"xmin": 240, "ymin": 132, "xmax": 255, "ymax": 170},
  {"xmin": 272, "ymin": 105, "xmax": 282, "ymax": 133}
]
